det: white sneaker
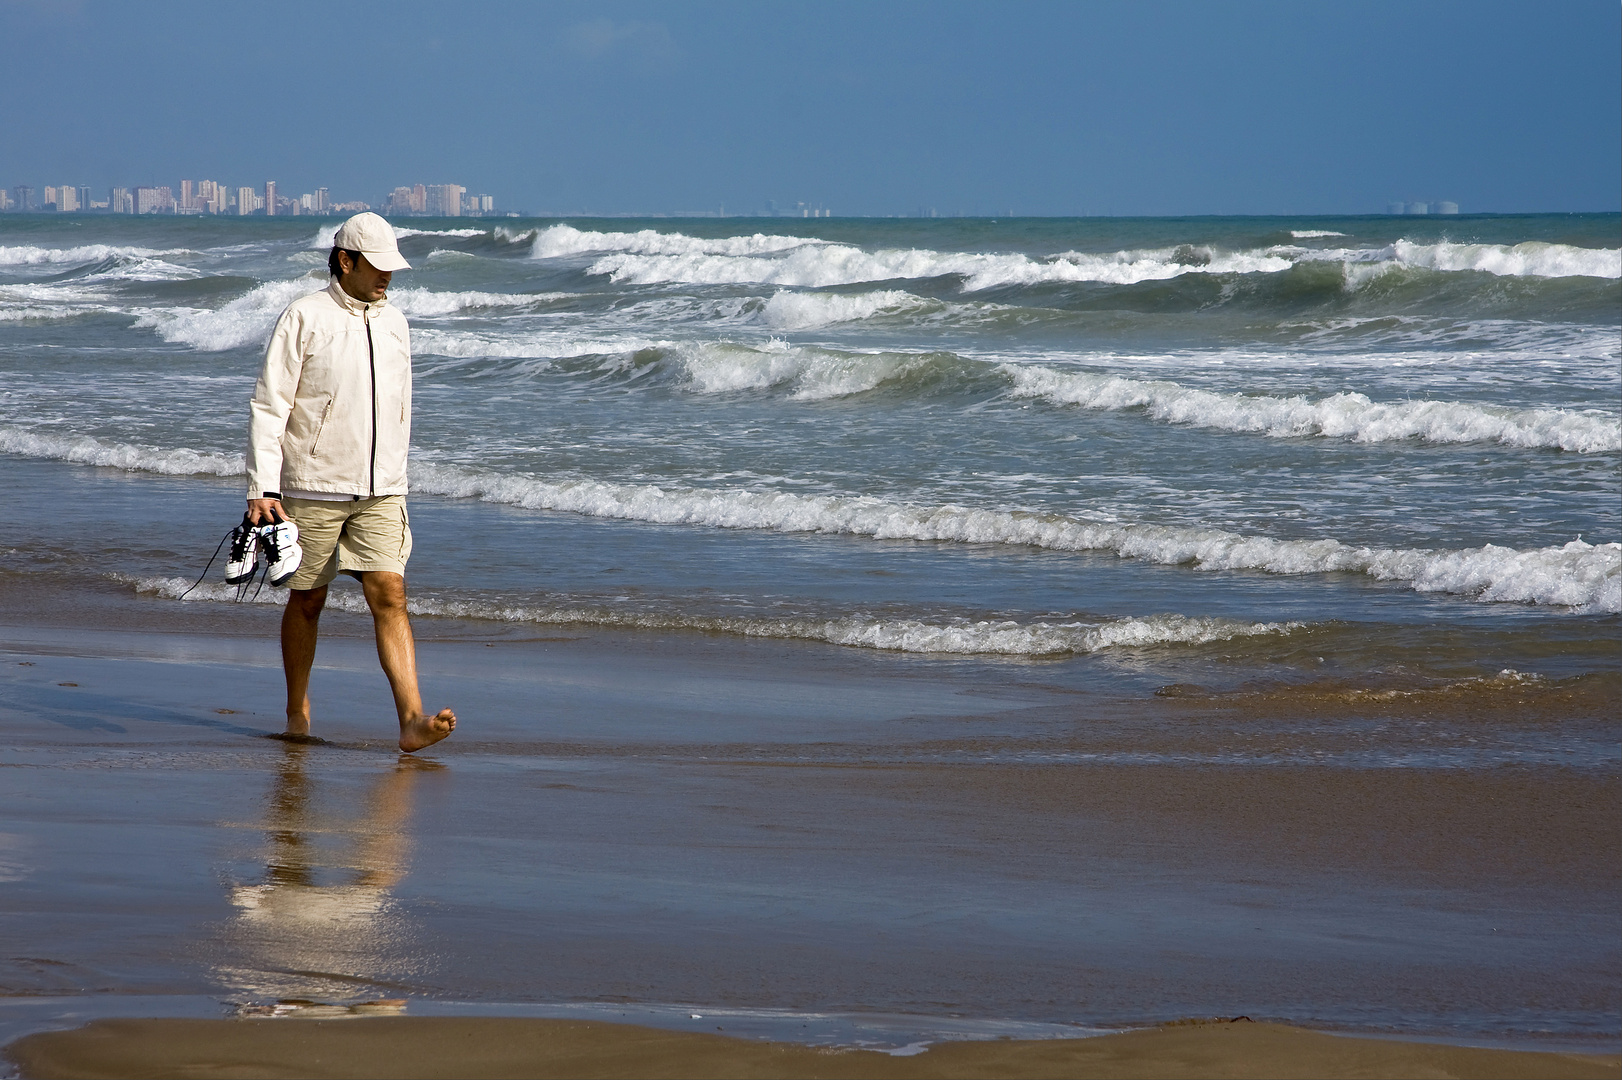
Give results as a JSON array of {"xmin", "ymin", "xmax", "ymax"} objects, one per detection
[
  {"xmin": 259, "ymin": 520, "xmax": 303, "ymax": 587},
  {"xmin": 224, "ymin": 518, "xmax": 260, "ymax": 584}
]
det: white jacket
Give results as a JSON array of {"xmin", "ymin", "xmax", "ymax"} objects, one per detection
[{"xmin": 247, "ymin": 280, "xmax": 412, "ymax": 499}]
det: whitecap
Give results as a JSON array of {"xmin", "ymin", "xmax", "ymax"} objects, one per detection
[
  {"xmin": 408, "ymin": 464, "xmax": 1622, "ymax": 613},
  {"xmin": 0, "ymin": 425, "xmax": 242, "ymax": 476},
  {"xmin": 530, "ymin": 223, "xmax": 821, "ymax": 259},
  {"xmin": 1003, "ymin": 365, "xmax": 1622, "ymax": 453},
  {"xmin": 674, "ymin": 340, "xmax": 939, "ymax": 400},
  {"xmin": 307, "ymin": 224, "xmax": 486, "ymax": 249},
  {"xmin": 0, "ymin": 243, "xmax": 191, "ymax": 267},
  {"xmin": 134, "ymin": 277, "xmax": 325, "ymax": 351},
  {"xmin": 760, "ymin": 289, "xmax": 928, "ymax": 329},
  {"xmin": 135, "ymin": 279, "xmax": 557, "ymax": 351}
]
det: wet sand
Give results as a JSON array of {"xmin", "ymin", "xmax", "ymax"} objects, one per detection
[
  {"xmin": 1, "ymin": 572, "xmax": 1617, "ymax": 1055},
  {"xmin": 9, "ymin": 1017, "xmax": 1620, "ymax": 1079}
]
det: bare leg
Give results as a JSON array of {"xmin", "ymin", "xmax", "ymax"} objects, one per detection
[
  {"xmin": 281, "ymin": 586, "xmax": 328, "ymax": 736},
  {"xmin": 359, "ymin": 572, "xmax": 456, "ymax": 753}
]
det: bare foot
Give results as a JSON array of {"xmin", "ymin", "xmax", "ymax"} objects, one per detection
[
  {"xmin": 399, "ymin": 708, "xmax": 456, "ymax": 753},
  {"xmin": 285, "ymin": 710, "xmax": 311, "ymax": 737}
]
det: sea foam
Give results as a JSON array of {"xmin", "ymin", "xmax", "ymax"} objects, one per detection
[
  {"xmin": 527, "ymin": 225, "xmax": 1622, "ymax": 290},
  {"xmin": 136, "ymin": 278, "xmax": 549, "ymax": 351},
  {"xmin": 0, "ymin": 425, "xmax": 242, "ymax": 476},
  {"xmin": 307, "ymin": 225, "xmax": 486, "ymax": 248},
  {"xmin": 0, "ymin": 243, "xmax": 190, "ymax": 267},
  {"xmin": 126, "ymin": 574, "xmax": 1298, "ymax": 657},
  {"xmin": 1388, "ymin": 239, "xmax": 1622, "ymax": 279},
  {"xmin": 531, "ymin": 223, "xmax": 820, "ymax": 259},
  {"xmin": 408, "ymin": 464, "xmax": 1622, "ymax": 613},
  {"xmin": 676, "ymin": 339, "xmax": 943, "ymax": 400},
  {"xmin": 135, "ymin": 277, "xmax": 324, "ymax": 351},
  {"xmin": 10, "ymin": 428, "xmax": 1615, "ymax": 612},
  {"xmin": 760, "ymin": 289, "xmax": 928, "ymax": 329},
  {"xmin": 1003, "ymin": 364, "xmax": 1622, "ymax": 453}
]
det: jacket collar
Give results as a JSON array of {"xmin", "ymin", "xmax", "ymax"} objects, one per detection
[{"xmin": 326, "ymin": 278, "xmax": 390, "ymax": 316}]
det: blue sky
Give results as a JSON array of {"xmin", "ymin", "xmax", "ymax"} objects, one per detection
[{"xmin": 2, "ymin": 0, "xmax": 1617, "ymax": 216}]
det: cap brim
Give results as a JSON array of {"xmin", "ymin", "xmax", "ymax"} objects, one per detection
[{"xmin": 362, "ymin": 249, "xmax": 410, "ymax": 272}]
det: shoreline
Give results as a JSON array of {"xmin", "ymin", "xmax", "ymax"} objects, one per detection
[{"xmin": 8, "ymin": 1016, "xmax": 1620, "ymax": 1080}]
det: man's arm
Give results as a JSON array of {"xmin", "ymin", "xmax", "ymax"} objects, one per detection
[{"xmin": 246, "ymin": 308, "xmax": 304, "ymax": 524}]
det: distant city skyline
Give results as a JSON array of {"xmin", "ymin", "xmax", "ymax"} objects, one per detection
[{"xmin": 0, "ymin": 178, "xmax": 497, "ymax": 217}]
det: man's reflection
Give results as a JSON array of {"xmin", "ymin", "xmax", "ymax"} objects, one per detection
[{"xmin": 218, "ymin": 741, "xmax": 439, "ymax": 1002}]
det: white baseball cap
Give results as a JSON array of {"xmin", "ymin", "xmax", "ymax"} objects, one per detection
[{"xmin": 332, "ymin": 212, "xmax": 410, "ymax": 272}]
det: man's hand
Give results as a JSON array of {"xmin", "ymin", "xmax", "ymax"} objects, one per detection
[{"xmin": 247, "ymin": 498, "xmax": 286, "ymax": 526}]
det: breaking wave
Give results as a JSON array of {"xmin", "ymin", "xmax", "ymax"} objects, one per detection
[
  {"xmin": 760, "ymin": 289, "xmax": 930, "ymax": 329},
  {"xmin": 0, "ymin": 424, "xmax": 242, "ymax": 476},
  {"xmin": 524, "ymin": 225, "xmax": 1622, "ymax": 291},
  {"xmin": 675, "ymin": 339, "xmax": 950, "ymax": 400},
  {"xmin": 125, "ymin": 574, "xmax": 1298, "ymax": 656},
  {"xmin": 531, "ymin": 223, "xmax": 820, "ymax": 259},
  {"xmin": 0, "ymin": 243, "xmax": 190, "ymax": 267},
  {"xmin": 135, "ymin": 277, "xmax": 325, "ymax": 350},
  {"xmin": 135, "ymin": 278, "xmax": 547, "ymax": 351},
  {"xmin": 1383, "ymin": 239, "xmax": 1621, "ymax": 279},
  {"xmin": 1004, "ymin": 365, "xmax": 1622, "ymax": 453},
  {"xmin": 307, "ymin": 224, "xmax": 486, "ymax": 248},
  {"xmin": 10, "ymin": 428, "xmax": 1616, "ymax": 612},
  {"xmin": 408, "ymin": 464, "xmax": 1622, "ymax": 613}
]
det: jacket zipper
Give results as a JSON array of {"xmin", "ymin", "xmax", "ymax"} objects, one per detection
[
  {"xmin": 365, "ymin": 305, "xmax": 377, "ymax": 497},
  {"xmin": 310, "ymin": 397, "xmax": 335, "ymax": 455}
]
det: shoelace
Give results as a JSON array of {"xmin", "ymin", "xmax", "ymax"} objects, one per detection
[
  {"xmin": 180, "ymin": 522, "xmax": 275, "ymax": 602},
  {"xmin": 229, "ymin": 526, "xmax": 255, "ymax": 562}
]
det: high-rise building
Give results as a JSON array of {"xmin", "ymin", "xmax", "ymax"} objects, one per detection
[
  {"xmin": 264, "ymin": 181, "xmax": 278, "ymax": 216},
  {"xmin": 237, "ymin": 186, "xmax": 256, "ymax": 215},
  {"xmin": 426, "ymin": 183, "xmax": 464, "ymax": 217},
  {"xmin": 313, "ymin": 187, "xmax": 329, "ymax": 214},
  {"xmin": 12, "ymin": 185, "xmax": 35, "ymax": 211},
  {"xmin": 412, "ymin": 184, "xmax": 426, "ymax": 213},
  {"xmin": 470, "ymin": 193, "xmax": 494, "ymax": 213},
  {"xmin": 77, "ymin": 187, "xmax": 93, "ymax": 211},
  {"xmin": 0, "ymin": 189, "xmax": 11, "ymax": 211},
  {"xmin": 134, "ymin": 186, "xmax": 175, "ymax": 214},
  {"xmin": 57, "ymin": 186, "xmax": 80, "ymax": 212},
  {"xmin": 180, "ymin": 179, "xmax": 195, "ymax": 210},
  {"xmin": 191, "ymin": 179, "xmax": 227, "ymax": 215},
  {"xmin": 111, "ymin": 188, "xmax": 133, "ymax": 214},
  {"xmin": 42, "ymin": 186, "xmax": 59, "ymax": 209}
]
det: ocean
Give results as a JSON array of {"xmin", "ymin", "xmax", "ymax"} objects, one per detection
[{"xmin": 1, "ymin": 212, "xmax": 1618, "ymax": 1048}]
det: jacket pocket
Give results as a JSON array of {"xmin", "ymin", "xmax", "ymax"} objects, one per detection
[{"xmin": 309, "ymin": 397, "xmax": 335, "ymax": 455}]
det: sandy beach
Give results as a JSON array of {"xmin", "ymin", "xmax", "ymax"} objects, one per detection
[{"xmin": 9, "ymin": 1017, "xmax": 1620, "ymax": 1079}]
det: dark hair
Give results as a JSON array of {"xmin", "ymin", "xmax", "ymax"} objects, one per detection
[{"xmin": 328, "ymin": 247, "xmax": 361, "ymax": 277}]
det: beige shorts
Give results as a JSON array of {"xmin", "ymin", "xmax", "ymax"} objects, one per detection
[{"xmin": 281, "ymin": 495, "xmax": 413, "ymax": 591}]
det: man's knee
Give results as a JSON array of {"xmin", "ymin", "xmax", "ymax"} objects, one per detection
[
  {"xmin": 360, "ymin": 572, "xmax": 407, "ymax": 614},
  {"xmin": 286, "ymin": 586, "xmax": 328, "ymax": 619}
]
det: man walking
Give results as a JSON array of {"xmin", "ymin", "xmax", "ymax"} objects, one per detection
[{"xmin": 245, "ymin": 212, "xmax": 455, "ymax": 753}]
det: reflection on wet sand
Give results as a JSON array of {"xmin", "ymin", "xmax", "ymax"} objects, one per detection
[{"xmin": 216, "ymin": 743, "xmax": 440, "ymax": 1003}]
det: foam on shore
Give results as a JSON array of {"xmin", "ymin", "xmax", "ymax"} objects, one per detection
[{"xmin": 8, "ymin": 428, "xmax": 1615, "ymax": 612}]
